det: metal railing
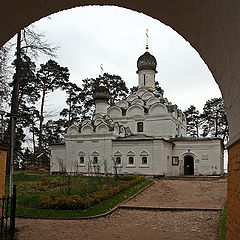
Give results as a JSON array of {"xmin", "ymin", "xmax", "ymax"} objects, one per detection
[{"xmin": 0, "ymin": 185, "xmax": 16, "ymax": 239}]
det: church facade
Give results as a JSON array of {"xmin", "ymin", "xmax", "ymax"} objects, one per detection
[{"xmin": 50, "ymin": 48, "xmax": 224, "ymax": 176}]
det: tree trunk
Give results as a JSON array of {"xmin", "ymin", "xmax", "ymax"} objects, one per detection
[
  {"xmin": 32, "ymin": 118, "xmax": 36, "ymax": 165},
  {"xmin": 6, "ymin": 31, "xmax": 21, "ymax": 174},
  {"xmin": 215, "ymin": 111, "xmax": 218, "ymax": 137},
  {"xmin": 68, "ymin": 93, "xmax": 72, "ymax": 127},
  {"xmin": 39, "ymin": 83, "xmax": 46, "ymax": 158}
]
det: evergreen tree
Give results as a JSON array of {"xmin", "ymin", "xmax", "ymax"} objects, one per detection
[
  {"xmin": 9, "ymin": 54, "xmax": 40, "ymax": 163},
  {"xmin": 7, "ymin": 25, "xmax": 58, "ymax": 172},
  {"xmin": 37, "ymin": 59, "xmax": 70, "ymax": 154},
  {"xmin": 201, "ymin": 97, "xmax": 229, "ymax": 142},
  {"xmin": 60, "ymin": 82, "xmax": 83, "ymax": 126},
  {"xmin": 183, "ymin": 105, "xmax": 202, "ymax": 137}
]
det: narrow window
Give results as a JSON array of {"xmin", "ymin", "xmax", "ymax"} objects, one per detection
[
  {"xmin": 116, "ymin": 156, "xmax": 121, "ymax": 165},
  {"xmin": 137, "ymin": 122, "xmax": 143, "ymax": 132},
  {"xmin": 80, "ymin": 156, "xmax": 84, "ymax": 164},
  {"xmin": 93, "ymin": 156, "xmax": 98, "ymax": 164},
  {"xmin": 142, "ymin": 156, "xmax": 148, "ymax": 165},
  {"xmin": 129, "ymin": 156, "xmax": 134, "ymax": 165}
]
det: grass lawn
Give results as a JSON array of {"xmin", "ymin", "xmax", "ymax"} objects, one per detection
[
  {"xmin": 11, "ymin": 170, "xmax": 152, "ymax": 219},
  {"xmin": 218, "ymin": 202, "xmax": 227, "ymax": 240}
]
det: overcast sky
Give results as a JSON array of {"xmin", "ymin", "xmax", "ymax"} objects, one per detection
[{"xmin": 31, "ymin": 5, "xmax": 221, "ymax": 113}]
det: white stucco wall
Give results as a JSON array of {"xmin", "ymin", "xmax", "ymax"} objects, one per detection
[
  {"xmin": 112, "ymin": 140, "xmax": 155, "ymax": 175},
  {"xmin": 50, "ymin": 144, "xmax": 66, "ymax": 173},
  {"xmin": 171, "ymin": 139, "xmax": 224, "ymax": 176}
]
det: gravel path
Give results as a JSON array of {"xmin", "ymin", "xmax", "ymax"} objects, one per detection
[
  {"xmin": 15, "ymin": 178, "xmax": 227, "ymax": 240},
  {"xmin": 122, "ymin": 179, "xmax": 227, "ymax": 209}
]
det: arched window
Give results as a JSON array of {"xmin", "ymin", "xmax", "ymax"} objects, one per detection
[
  {"xmin": 78, "ymin": 151, "xmax": 85, "ymax": 165},
  {"xmin": 137, "ymin": 122, "xmax": 144, "ymax": 132},
  {"xmin": 142, "ymin": 156, "xmax": 148, "ymax": 165},
  {"xmin": 140, "ymin": 150, "xmax": 149, "ymax": 166},
  {"xmin": 91, "ymin": 151, "xmax": 99, "ymax": 164},
  {"xmin": 113, "ymin": 151, "xmax": 122, "ymax": 165},
  {"xmin": 128, "ymin": 156, "xmax": 134, "ymax": 165},
  {"xmin": 116, "ymin": 156, "xmax": 121, "ymax": 164},
  {"xmin": 93, "ymin": 156, "xmax": 98, "ymax": 164},
  {"xmin": 127, "ymin": 151, "xmax": 135, "ymax": 166},
  {"xmin": 80, "ymin": 156, "xmax": 84, "ymax": 164}
]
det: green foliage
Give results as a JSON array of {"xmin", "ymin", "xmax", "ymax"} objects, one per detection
[
  {"xmin": 218, "ymin": 202, "xmax": 227, "ymax": 240},
  {"xmin": 184, "ymin": 98, "xmax": 229, "ymax": 143},
  {"xmin": 16, "ymin": 179, "xmax": 151, "ymax": 218},
  {"xmin": 16, "ymin": 172, "xmax": 144, "ymax": 211},
  {"xmin": 184, "ymin": 105, "xmax": 202, "ymax": 137},
  {"xmin": 13, "ymin": 170, "xmax": 151, "ymax": 218},
  {"xmin": 60, "ymin": 82, "xmax": 83, "ymax": 125},
  {"xmin": 201, "ymin": 98, "xmax": 229, "ymax": 142}
]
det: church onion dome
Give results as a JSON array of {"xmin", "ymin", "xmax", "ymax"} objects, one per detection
[
  {"xmin": 137, "ymin": 51, "xmax": 157, "ymax": 73},
  {"xmin": 93, "ymin": 85, "xmax": 110, "ymax": 101}
]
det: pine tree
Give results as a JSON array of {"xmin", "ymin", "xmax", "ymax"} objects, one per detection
[
  {"xmin": 60, "ymin": 82, "xmax": 83, "ymax": 126},
  {"xmin": 37, "ymin": 59, "xmax": 70, "ymax": 154},
  {"xmin": 201, "ymin": 97, "xmax": 229, "ymax": 142},
  {"xmin": 183, "ymin": 105, "xmax": 202, "ymax": 137}
]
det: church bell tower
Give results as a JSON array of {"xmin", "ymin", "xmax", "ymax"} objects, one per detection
[{"xmin": 136, "ymin": 30, "xmax": 157, "ymax": 91}]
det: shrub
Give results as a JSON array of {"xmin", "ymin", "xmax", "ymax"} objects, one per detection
[{"xmin": 38, "ymin": 175, "xmax": 145, "ymax": 210}]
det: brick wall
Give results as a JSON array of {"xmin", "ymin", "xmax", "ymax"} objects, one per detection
[{"xmin": 227, "ymin": 139, "xmax": 240, "ymax": 240}]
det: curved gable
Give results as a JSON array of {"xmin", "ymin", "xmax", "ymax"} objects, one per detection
[
  {"xmin": 136, "ymin": 88, "xmax": 148, "ymax": 97},
  {"xmin": 81, "ymin": 124, "xmax": 94, "ymax": 135},
  {"xmin": 141, "ymin": 92, "xmax": 154, "ymax": 101},
  {"xmin": 94, "ymin": 118, "xmax": 103, "ymax": 126},
  {"xmin": 107, "ymin": 106, "xmax": 122, "ymax": 118},
  {"xmin": 67, "ymin": 124, "xmax": 79, "ymax": 135},
  {"xmin": 126, "ymin": 105, "xmax": 144, "ymax": 117},
  {"xmin": 82, "ymin": 119, "xmax": 91, "ymax": 126},
  {"xmin": 146, "ymin": 96, "xmax": 160, "ymax": 107},
  {"xmin": 149, "ymin": 103, "xmax": 167, "ymax": 116},
  {"xmin": 126, "ymin": 94, "xmax": 138, "ymax": 102},
  {"xmin": 95, "ymin": 123, "xmax": 109, "ymax": 134},
  {"xmin": 132, "ymin": 98, "xmax": 144, "ymax": 106},
  {"xmin": 116, "ymin": 100, "xmax": 129, "ymax": 109}
]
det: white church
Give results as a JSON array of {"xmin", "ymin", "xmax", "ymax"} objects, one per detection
[{"xmin": 50, "ymin": 45, "xmax": 224, "ymax": 177}]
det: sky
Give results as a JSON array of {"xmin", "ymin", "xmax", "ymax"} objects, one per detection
[{"xmin": 27, "ymin": 5, "xmax": 222, "ymax": 114}]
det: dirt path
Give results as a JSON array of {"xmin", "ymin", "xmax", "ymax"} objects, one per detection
[
  {"xmin": 122, "ymin": 179, "xmax": 227, "ymax": 209},
  {"xmin": 15, "ymin": 179, "xmax": 227, "ymax": 240}
]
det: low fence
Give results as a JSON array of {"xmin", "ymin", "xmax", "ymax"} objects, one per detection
[{"xmin": 0, "ymin": 185, "xmax": 16, "ymax": 239}]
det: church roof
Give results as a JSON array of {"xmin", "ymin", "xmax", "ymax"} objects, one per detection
[
  {"xmin": 93, "ymin": 85, "xmax": 110, "ymax": 101},
  {"xmin": 113, "ymin": 135, "xmax": 169, "ymax": 142},
  {"xmin": 170, "ymin": 137, "xmax": 223, "ymax": 142},
  {"xmin": 137, "ymin": 51, "xmax": 157, "ymax": 73}
]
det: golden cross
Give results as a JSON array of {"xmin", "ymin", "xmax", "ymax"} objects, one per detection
[
  {"xmin": 100, "ymin": 64, "xmax": 104, "ymax": 86},
  {"xmin": 146, "ymin": 29, "xmax": 149, "ymax": 52},
  {"xmin": 100, "ymin": 64, "xmax": 104, "ymax": 77}
]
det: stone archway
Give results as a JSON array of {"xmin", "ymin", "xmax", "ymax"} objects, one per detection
[
  {"xmin": 184, "ymin": 155, "xmax": 194, "ymax": 176},
  {"xmin": 0, "ymin": 1, "xmax": 240, "ymax": 239}
]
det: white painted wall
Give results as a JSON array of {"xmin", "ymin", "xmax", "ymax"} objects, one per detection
[{"xmin": 172, "ymin": 139, "xmax": 224, "ymax": 176}]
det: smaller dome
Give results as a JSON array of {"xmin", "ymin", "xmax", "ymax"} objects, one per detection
[
  {"xmin": 137, "ymin": 52, "xmax": 157, "ymax": 72},
  {"xmin": 93, "ymin": 86, "xmax": 110, "ymax": 101}
]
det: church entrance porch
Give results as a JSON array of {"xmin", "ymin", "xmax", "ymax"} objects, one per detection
[{"xmin": 184, "ymin": 155, "xmax": 194, "ymax": 175}]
